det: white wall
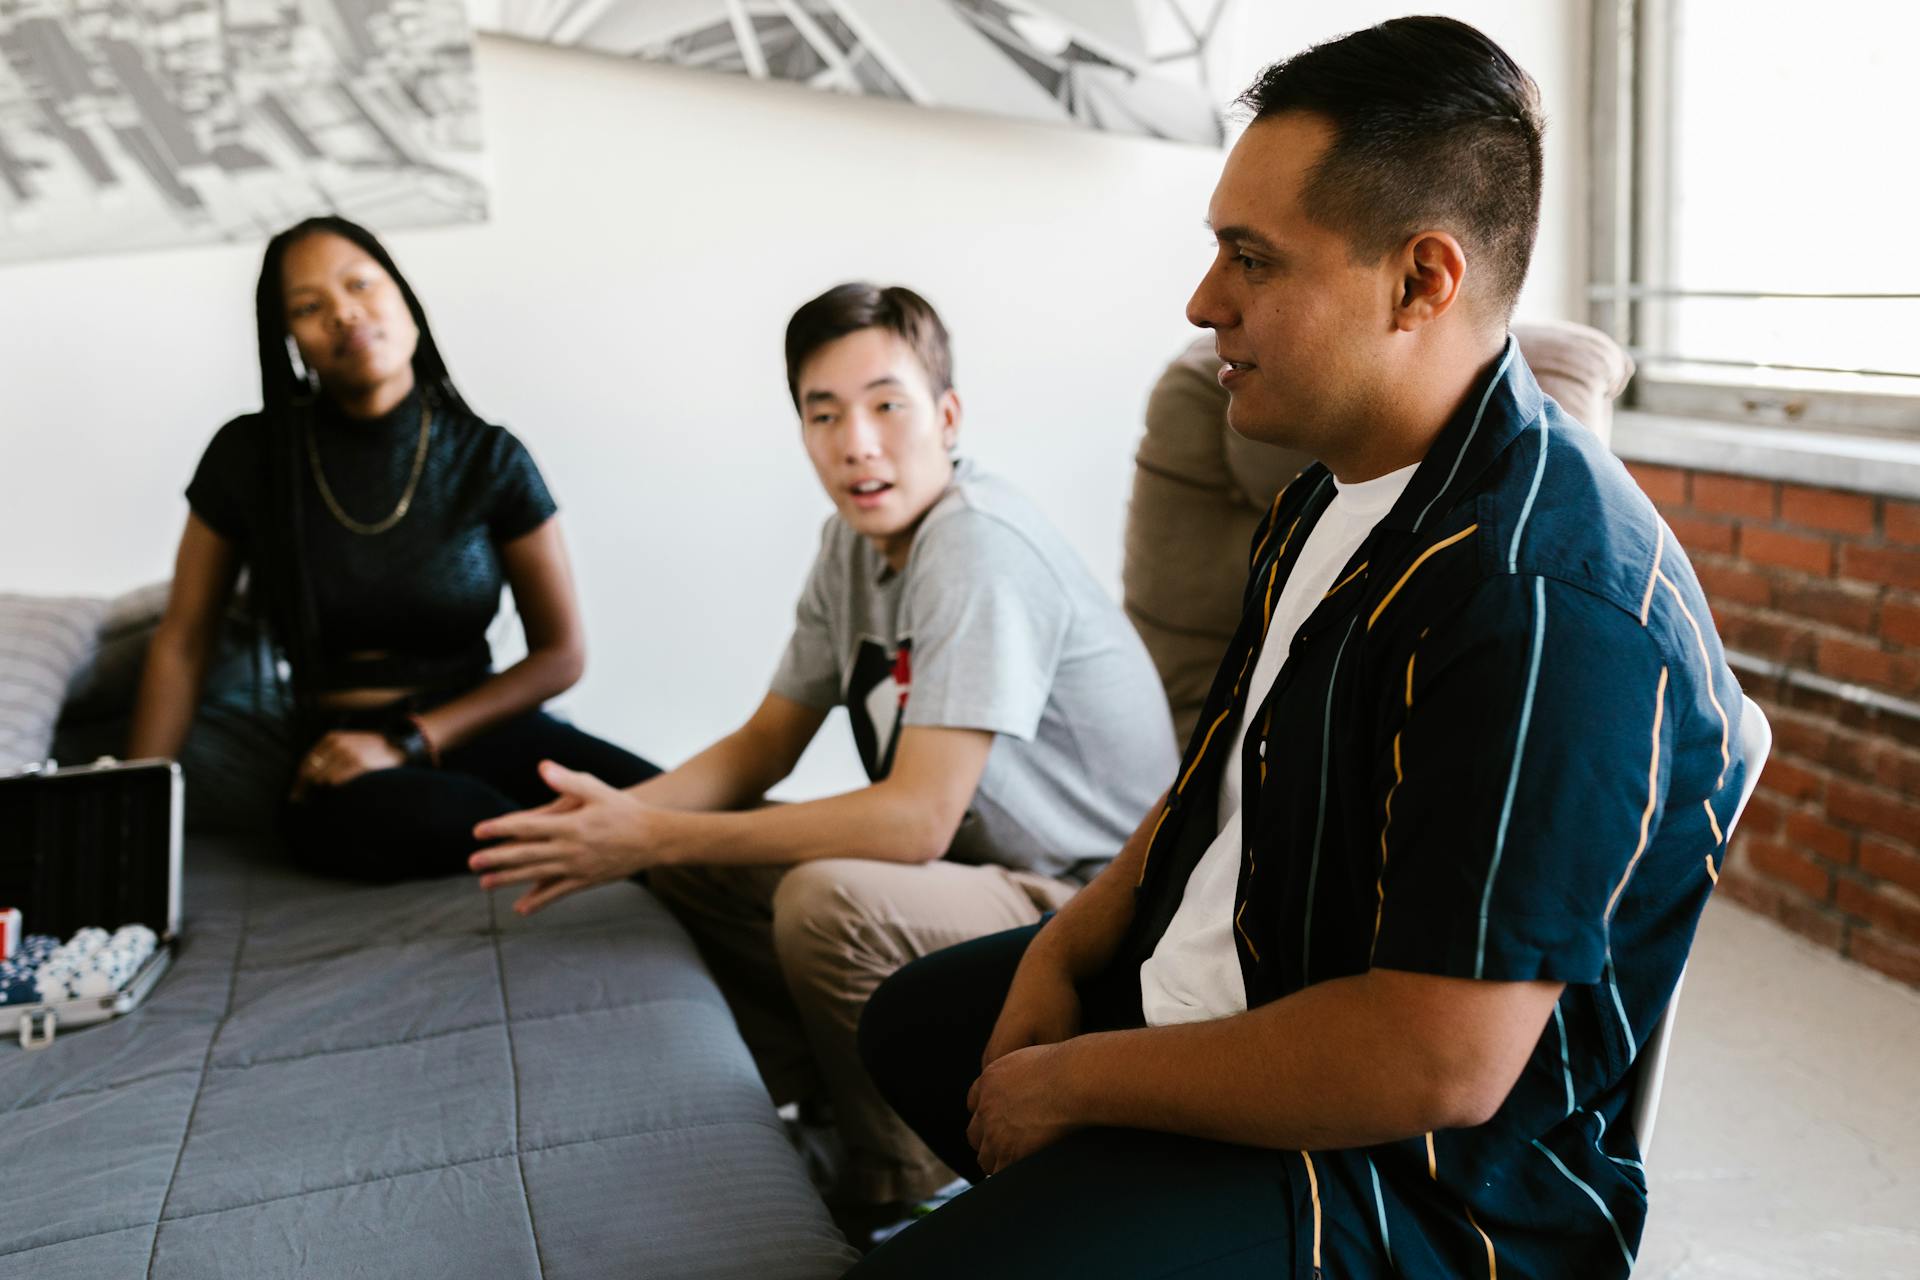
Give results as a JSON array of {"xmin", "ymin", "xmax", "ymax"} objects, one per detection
[
  {"xmin": 0, "ymin": 6, "xmax": 1585, "ymax": 796},
  {"xmin": 1226, "ymin": 1, "xmax": 1589, "ymax": 323}
]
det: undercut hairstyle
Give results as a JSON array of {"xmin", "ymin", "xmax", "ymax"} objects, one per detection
[
  {"xmin": 1239, "ymin": 15, "xmax": 1545, "ymax": 321},
  {"xmin": 784, "ymin": 283, "xmax": 954, "ymax": 407}
]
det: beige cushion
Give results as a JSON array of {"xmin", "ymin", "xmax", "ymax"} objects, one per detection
[
  {"xmin": 1512, "ymin": 319, "xmax": 1635, "ymax": 444},
  {"xmin": 1125, "ymin": 336, "xmax": 1311, "ymax": 737},
  {"xmin": 1123, "ymin": 322, "xmax": 1632, "ymax": 740}
]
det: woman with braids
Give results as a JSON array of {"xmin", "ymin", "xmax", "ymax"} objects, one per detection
[{"xmin": 127, "ymin": 217, "xmax": 658, "ymax": 880}]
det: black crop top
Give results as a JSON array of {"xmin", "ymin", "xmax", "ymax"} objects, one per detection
[{"xmin": 185, "ymin": 387, "xmax": 557, "ymax": 692}]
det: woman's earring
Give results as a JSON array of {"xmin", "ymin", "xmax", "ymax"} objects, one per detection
[{"xmin": 286, "ymin": 336, "xmax": 319, "ymax": 407}]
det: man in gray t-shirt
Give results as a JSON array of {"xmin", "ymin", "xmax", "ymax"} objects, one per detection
[
  {"xmin": 774, "ymin": 456, "xmax": 1171, "ymax": 883},
  {"xmin": 473, "ymin": 283, "xmax": 1175, "ymax": 1210}
]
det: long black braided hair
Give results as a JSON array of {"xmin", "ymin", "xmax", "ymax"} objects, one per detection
[{"xmin": 248, "ymin": 216, "xmax": 473, "ymax": 734}]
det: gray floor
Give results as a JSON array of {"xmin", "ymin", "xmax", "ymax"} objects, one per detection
[{"xmin": 1636, "ymin": 901, "xmax": 1920, "ymax": 1277}]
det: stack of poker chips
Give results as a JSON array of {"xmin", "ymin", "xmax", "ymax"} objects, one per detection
[
  {"xmin": 0, "ymin": 935, "xmax": 59, "ymax": 1006},
  {"xmin": 29, "ymin": 925, "xmax": 160, "ymax": 1003}
]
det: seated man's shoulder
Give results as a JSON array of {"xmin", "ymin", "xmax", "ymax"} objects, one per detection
[
  {"xmin": 912, "ymin": 472, "xmax": 1071, "ymax": 584},
  {"xmin": 1486, "ymin": 399, "xmax": 1674, "ymax": 620},
  {"xmin": 1382, "ymin": 404, "xmax": 1689, "ymax": 650}
]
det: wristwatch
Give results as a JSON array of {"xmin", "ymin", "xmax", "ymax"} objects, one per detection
[{"xmin": 383, "ymin": 714, "xmax": 438, "ymax": 768}]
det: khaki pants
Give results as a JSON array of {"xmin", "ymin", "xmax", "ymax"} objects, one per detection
[{"xmin": 650, "ymin": 857, "xmax": 1078, "ymax": 1204}]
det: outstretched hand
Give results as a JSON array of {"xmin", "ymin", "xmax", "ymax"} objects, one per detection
[{"xmin": 470, "ymin": 760, "xmax": 655, "ymax": 915}]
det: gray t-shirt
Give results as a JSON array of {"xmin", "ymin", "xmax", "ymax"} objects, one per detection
[{"xmin": 772, "ymin": 460, "xmax": 1177, "ymax": 882}]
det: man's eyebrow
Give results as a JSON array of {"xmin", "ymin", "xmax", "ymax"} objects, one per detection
[
  {"xmin": 804, "ymin": 377, "xmax": 904, "ymax": 404},
  {"xmin": 1208, "ymin": 222, "xmax": 1284, "ymax": 258}
]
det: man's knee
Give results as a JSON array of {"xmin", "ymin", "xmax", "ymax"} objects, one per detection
[
  {"xmin": 769, "ymin": 859, "xmax": 865, "ymax": 980},
  {"xmin": 857, "ymin": 927, "xmax": 1034, "ymax": 1100},
  {"xmin": 855, "ymin": 945, "xmax": 942, "ymax": 1096}
]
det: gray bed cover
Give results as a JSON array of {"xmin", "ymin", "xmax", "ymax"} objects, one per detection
[{"xmin": 0, "ymin": 837, "xmax": 858, "ymax": 1279}]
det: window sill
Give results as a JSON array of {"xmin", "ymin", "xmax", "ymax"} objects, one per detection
[{"xmin": 1611, "ymin": 411, "xmax": 1920, "ymax": 500}]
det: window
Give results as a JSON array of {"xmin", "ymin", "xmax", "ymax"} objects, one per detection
[{"xmin": 1591, "ymin": 0, "xmax": 1920, "ymax": 436}]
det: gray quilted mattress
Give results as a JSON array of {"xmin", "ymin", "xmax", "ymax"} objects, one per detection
[{"xmin": 0, "ymin": 837, "xmax": 858, "ymax": 1279}]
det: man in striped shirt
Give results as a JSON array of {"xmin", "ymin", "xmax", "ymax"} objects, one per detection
[{"xmin": 851, "ymin": 16, "xmax": 1746, "ymax": 1279}]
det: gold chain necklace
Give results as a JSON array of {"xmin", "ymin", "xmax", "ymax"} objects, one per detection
[{"xmin": 306, "ymin": 399, "xmax": 433, "ymax": 536}]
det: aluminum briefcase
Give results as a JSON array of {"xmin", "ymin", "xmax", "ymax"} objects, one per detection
[{"xmin": 0, "ymin": 757, "xmax": 181, "ymax": 1048}]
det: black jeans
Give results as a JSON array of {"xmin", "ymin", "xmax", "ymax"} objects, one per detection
[
  {"xmin": 850, "ymin": 926, "xmax": 1295, "ymax": 1280},
  {"xmin": 285, "ymin": 709, "xmax": 659, "ymax": 882}
]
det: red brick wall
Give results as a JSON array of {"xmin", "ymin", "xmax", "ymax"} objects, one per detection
[{"xmin": 1626, "ymin": 463, "xmax": 1920, "ymax": 989}]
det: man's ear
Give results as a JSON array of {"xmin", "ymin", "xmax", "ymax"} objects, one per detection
[
  {"xmin": 940, "ymin": 388, "xmax": 963, "ymax": 449},
  {"xmin": 1392, "ymin": 231, "xmax": 1468, "ymax": 332}
]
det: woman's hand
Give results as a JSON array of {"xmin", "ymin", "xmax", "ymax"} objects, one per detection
[
  {"xmin": 469, "ymin": 761, "xmax": 657, "ymax": 915},
  {"xmin": 291, "ymin": 730, "xmax": 405, "ymax": 800}
]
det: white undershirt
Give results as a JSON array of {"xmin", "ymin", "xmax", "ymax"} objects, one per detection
[{"xmin": 1140, "ymin": 462, "xmax": 1418, "ymax": 1026}]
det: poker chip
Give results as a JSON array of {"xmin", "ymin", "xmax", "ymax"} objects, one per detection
[
  {"xmin": 0, "ymin": 935, "xmax": 58, "ymax": 1006},
  {"xmin": 68, "ymin": 927, "xmax": 111, "ymax": 956},
  {"xmin": 10, "ymin": 926, "xmax": 159, "ymax": 1006},
  {"xmin": 72, "ymin": 968, "xmax": 120, "ymax": 999},
  {"xmin": 112, "ymin": 925, "xmax": 158, "ymax": 957}
]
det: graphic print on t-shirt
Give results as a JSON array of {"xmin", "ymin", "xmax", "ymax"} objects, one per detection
[{"xmin": 847, "ymin": 637, "xmax": 912, "ymax": 781}]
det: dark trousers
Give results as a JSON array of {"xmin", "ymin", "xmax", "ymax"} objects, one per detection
[
  {"xmin": 850, "ymin": 926, "xmax": 1296, "ymax": 1279},
  {"xmin": 286, "ymin": 710, "xmax": 658, "ymax": 882}
]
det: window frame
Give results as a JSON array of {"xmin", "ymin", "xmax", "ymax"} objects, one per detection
[{"xmin": 1588, "ymin": 0, "xmax": 1920, "ymax": 440}]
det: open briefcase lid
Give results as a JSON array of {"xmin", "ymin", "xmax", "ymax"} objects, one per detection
[{"xmin": 0, "ymin": 757, "xmax": 183, "ymax": 942}]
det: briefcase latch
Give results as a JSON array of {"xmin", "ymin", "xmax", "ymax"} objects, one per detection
[{"xmin": 17, "ymin": 1007, "xmax": 56, "ymax": 1050}]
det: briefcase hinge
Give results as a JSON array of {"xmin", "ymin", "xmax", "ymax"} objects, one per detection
[{"xmin": 18, "ymin": 1007, "xmax": 56, "ymax": 1050}]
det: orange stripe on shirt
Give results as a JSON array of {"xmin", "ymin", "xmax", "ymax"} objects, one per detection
[
  {"xmin": 1639, "ymin": 521, "xmax": 1665, "ymax": 625},
  {"xmin": 1607, "ymin": 666, "xmax": 1669, "ymax": 919},
  {"xmin": 1428, "ymin": 1133, "xmax": 1498, "ymax": 1279},
  {"xmin": 1301, "ymin": 1151, "xmax": 1324, "ymax": 1272},
  {"xmin": 1369, "ymin": 525, "xmax": 1479, "ymax": 630},
  {"xmin": 1658, "ymin": 570, "xmax": 1732, "ymax": 787},
  {"xmin": 1234, "ymin": 900, "xmax": 1262, "ymax": 962},
  {"xmin": 1324, "ymin": 560, "xmax": 1369, "ymax": 600},
  {"xmin": 1466, "ymin": 1205, "xmax": 1500, "ymax": 1280},
  {"xmin": 1373, "ymin": 648, "xmax": 1419, "ymax": 959},
  {"xmin": 1249, "ymin": 486, "xmax": 1291, "ymax": 565},
  {"xmin": 1137, "ymin": 645, "xmax": 1256, "ymax": 885}
]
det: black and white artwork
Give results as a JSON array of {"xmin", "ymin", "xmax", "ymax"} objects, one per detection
[
  {"xmin": 0, "ymin": 0, "xmax": 489, "ymax": 267},
  {"xmin": 469, "ymin": 0, "xmax": 1236, "ymax": 145}
]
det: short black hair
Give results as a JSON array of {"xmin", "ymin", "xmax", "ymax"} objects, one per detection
[
  {"xmin": 1239, "ymin": 15, "xmax": 1544, "ymax": 321},
  {"xmin": 784, "ymin": 283, "xmax": 953, "ymax": 407}
]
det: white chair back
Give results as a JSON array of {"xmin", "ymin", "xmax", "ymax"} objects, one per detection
[{"xmin": 1628, "ymin": 694, "xmax": 1772, "ymax": 1157}]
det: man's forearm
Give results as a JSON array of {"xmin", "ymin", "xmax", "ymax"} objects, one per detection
[
  {"xmin": 1047, "ymin": 968, "xmax": 1559, "ymax": 1152},
  {"xmin": 1026, "ymin": 790, "xmax": 1165, "ymax": 981},
  {"xmin": 651, "ymin": 781, "xmax": 950, "ymax": 867},
  {"xmin": 628, "ymin": 730, "xmax": 784, "ymax": 813}
]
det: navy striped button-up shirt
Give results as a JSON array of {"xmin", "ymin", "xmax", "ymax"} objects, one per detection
[{"xmin": 1119, "ymin": 339, "xmax": 1748, "ymax": 1279}]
